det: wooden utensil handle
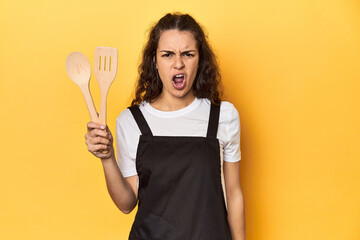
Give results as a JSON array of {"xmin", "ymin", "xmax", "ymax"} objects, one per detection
[
  {"xmin": 80, "ymin": 85, "xmax": 108, "ymax": 154},
  {"xmin": 99, "ymin": 89, "xmax": 108, "ymax": 126},
  {"xmin": 99, "ymin": 89, "xmax": 110, "ymax": 154},
  {"xmin": 99, "ymin": 89, "xmax": 109, "ymax": 154},
  {"xmin": 79, "ymin": 84, "xmax": 98, "ymax": 122}
]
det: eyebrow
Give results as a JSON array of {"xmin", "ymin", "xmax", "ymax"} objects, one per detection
[{"xmin": 159, "ymin": 50, "xmax": 197, "ymax": 53}]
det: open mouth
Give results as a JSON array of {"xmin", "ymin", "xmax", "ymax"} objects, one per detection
[{"xmin": 172, "ymin": 73, "xmax": 186, "ymax": 90}]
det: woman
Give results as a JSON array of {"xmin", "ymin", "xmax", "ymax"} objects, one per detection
[{"xmin": 85, "ymin": 13, "xmax": 245, "ymax": 240}]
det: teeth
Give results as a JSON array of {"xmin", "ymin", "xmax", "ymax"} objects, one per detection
[{"xmin": 175, "ymin": 74, "xmax": 184, "ymax": 77}]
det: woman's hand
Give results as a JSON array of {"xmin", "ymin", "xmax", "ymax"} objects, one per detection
[{"xmin": 85, "ymin": 121, "xmax": 114, "ymax": 160}]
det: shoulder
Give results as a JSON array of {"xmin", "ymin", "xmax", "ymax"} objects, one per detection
[
  {"xmin": 116, "ymin": 102, "xmax": 146, "ymax": 123},
  {"xmin": 205, "ymin": 99, "xmax": 239, "ymax": 123},
  {"xmin": 220, "ymin": 100, "xmax": 238, "ymax": 115},
  {"xmin": 116, "ymin": 102, "xmax": 146, "ymax": 133},
  {"xmin": 220, "ymin": 101, "xmax": 240, "ymax": 136},
  {"xmin": 116, "ymin": 107, "xmax": 132, "ymax": 126},
  {"xmin": 199, "ymin": 98, "xmax": 239, "ymax": 123},
  {"xmin": 201, "ymin": 98, "xmax": 238, "ymax": 113}
]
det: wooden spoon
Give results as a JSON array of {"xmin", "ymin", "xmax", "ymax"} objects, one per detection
[
  {"xmin": 94, "ymin": 47, "xmax": 118, "ymax": 126},
  {"xmin": 65, "ymin": 52, "xmax": 98, "ymax": 122}
]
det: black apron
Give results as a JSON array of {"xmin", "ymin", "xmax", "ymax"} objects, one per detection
[{"xmin": 127, "ymin": 102, "xmax": 232, "ymax": 240}]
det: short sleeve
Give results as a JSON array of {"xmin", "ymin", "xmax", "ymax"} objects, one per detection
[
  {"xmin": 115, "ymin": 111, "xmax": 138, "ymax": 178},
  {"xmin": 223, "ymin": 105, "xmax": 241, "ymax": 162}
]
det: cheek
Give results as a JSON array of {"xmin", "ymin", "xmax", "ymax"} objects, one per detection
[
  {"xmin": 157, "ymin": 62, "xmax": 170, "ymax": 74},
  {"xmin": 157, "ymin": 69, "xmax": 169, "ymax": 84},
  {"xmin": 192, "ymin": 59, "xmax": 199, "ymax": 71},
  {"xmin": 190, "ymin": 62, "xmax": 199, "ymax": 76}
]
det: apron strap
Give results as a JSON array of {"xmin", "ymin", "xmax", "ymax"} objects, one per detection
[
  {"xmin": 206, "ymin": 102, "xmax": 221, "ymax": 138},
  {"xmin": 128, "ymin": 105, "xmax": 153, "ymax": 136}
]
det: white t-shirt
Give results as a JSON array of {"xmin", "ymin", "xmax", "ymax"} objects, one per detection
[{"xmin": 115, "ymin": 97, "xmax": 241, "ymax": 179}]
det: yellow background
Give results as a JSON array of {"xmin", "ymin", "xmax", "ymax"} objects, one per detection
[{"xmin": 1, "ymin": 0, "xmax": 359, "ymax": 239}]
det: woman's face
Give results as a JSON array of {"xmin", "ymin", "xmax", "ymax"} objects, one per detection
[{"xmin": 155, "ymin": 29, "xmax": 199, "ymax": 102}]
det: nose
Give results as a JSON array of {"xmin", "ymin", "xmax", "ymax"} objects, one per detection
[{"xmin": 173, "ymin": 54, "xmax": 185, "ymax": 69}]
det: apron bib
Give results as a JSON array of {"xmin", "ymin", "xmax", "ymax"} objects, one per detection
[{"xmin": 127, "ymin": 102, "xmax": 232, "ymax": 240}]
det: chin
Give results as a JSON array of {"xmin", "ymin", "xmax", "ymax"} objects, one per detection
[{"xmin": 173, "ymin": 90, "xmax": 192, "ymax": 98}]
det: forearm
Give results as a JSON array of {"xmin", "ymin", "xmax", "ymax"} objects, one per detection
[
  {"xmin": 227, "ymin": 193, "xmax": 246, "ymax": 240},
  {"xmin": 101, "ymin": 155, "xmax": 137, "ymax": 214}
]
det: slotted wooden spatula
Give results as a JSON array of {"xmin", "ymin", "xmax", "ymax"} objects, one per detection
[{"xmin": 94, "ymin": 47, "xmax": 118, "ymax": 127}]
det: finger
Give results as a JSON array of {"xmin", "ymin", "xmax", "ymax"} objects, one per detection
[
  {"xmin": 89, "ymin": 128, "xmax": 108, "ymax": 138},
  {"xmin": 87, "ymin": 122, "xmax": 106, "ymax": 131},
  {"xmin": 93, "ymin": 143, "xmax": 109, "ymax": 152},
  {"xmin": 102, "ymin": 126, "xmax": 112, "ymax": 140},
  {"xmin": 95, "ymin": 151, "xmax": 111, "ymax": 159},
  {"xmin": 106, "ymin": 131, "xmax": 112, "ymax": 140},
  {"xmin": 89, "ymin": 136, "xmax": 110, "ymax": 145},
  {"xmin": 88, "ymin": 144, "xmax": 107, "ymax": 154},
  {"xmin": 95, "ymin": 146, "xmax": 111, "ymax": 154},
  {"xmin": 92, "ymin": 145, "xmax": 113, "ymax": 158}
]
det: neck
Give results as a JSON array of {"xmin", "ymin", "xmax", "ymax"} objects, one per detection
[{"xmin": 151, "ymin": 92, "xmax": 196, "ymax": 111}]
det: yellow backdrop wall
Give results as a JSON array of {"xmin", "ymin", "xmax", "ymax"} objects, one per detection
[{"xmin": 1, "ymin": 0, "xmax": 359, "ymax": 239}]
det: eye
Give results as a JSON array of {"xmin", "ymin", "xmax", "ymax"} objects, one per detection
[
  {"xmin": 161, "ymin": 53, "xmax": 172, "ymax": 58},
  {"xmin": 183, "ymin": 52, "xmax": 195, "ymax": 57}
]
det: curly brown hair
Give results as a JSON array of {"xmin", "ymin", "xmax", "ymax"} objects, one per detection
[{"xmin": 131, "ymin": 12, "xmax": 223, "ymax": 106}]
